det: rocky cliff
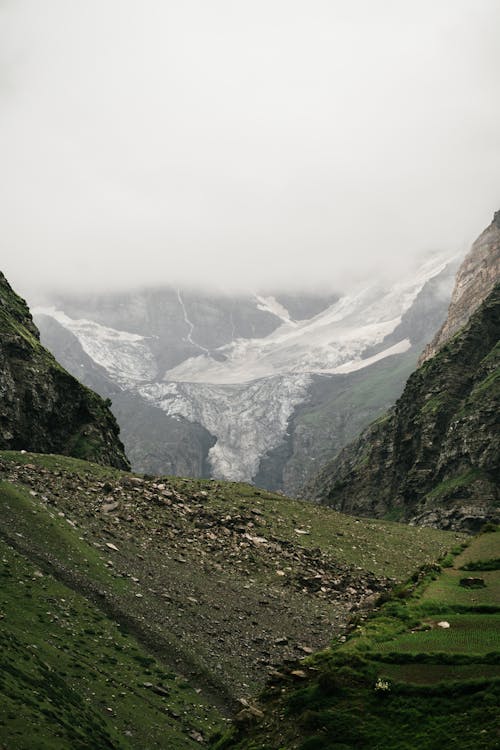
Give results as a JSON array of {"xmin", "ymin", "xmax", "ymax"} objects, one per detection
[
  {"xmin": 0, "ymin": 272, "xmax": 130, "ymax": 469},
  {"xmin": 420, "ymin": 210, "xmax": 500, "ymax": 363},
  {"xmin": 308, "ymin": 214, "xmax": 500, "ymax": 531}
]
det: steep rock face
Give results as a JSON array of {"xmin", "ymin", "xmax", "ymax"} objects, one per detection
[
  {"xmin": 420, "ymin": 211, "xmax": 500, "ymax": 363},
  {"xmin": 309, "ymin": 284, "xmax": 499, "ymax": 530},
  {"xmin": 0, "ymin": 272, "xmax": 130, "ymax": 469}
]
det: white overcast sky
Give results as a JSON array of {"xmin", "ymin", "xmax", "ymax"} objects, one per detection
[{"xmin": 1, "ymin": 0, "xmax": 499, "ymax": 296}]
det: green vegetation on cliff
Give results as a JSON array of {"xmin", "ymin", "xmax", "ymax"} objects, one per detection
[
  {"xmin": 309, "ymin": 284, "xmax": 500, "ymax": 531},
  {"xmin": 0, "ymin": 271, "xmax": 129, "ymax": 469}
]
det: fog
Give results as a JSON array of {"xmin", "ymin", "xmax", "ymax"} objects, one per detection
[{"xmin": 1, "ymin": 1, "xmax": 499, "ymax": 297}]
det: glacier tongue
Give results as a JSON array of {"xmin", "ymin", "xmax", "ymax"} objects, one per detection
[{"xmin": 139, "ymin": 374, "xmax": 312, "ymax": 481}]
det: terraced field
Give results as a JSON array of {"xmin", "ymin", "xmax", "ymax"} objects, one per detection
[{"xmin": 218, "ymin": 527, "xmax": 500, "ymax": 750}]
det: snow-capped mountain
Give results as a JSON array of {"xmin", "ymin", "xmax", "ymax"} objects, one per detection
[{"xmin": 33, "ymin": 255, "xmax": 456, "ymax": 491}]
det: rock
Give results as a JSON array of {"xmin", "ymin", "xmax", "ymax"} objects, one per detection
[
  {"xmin": 298, "ymin": 645, "xmax": 313, "ymax": 654},
  {"xmin": 102, "ymin": 501, "xmax": 119, "ymax": 513},
  {"xmin": 0, "ymin": 271, "xmax": 130, "ymax": 470},
  {"xmin": 421, "ymin": 210, "xmax": 500, "ymax": 363},
  {"xmin": 437, "ymin": 621, "xmax": 450, "ymax": 629},
  {"xmin": 129, "ymin": 477, "xmax": 144, "ymax": 485},
  {"xmin": 308, "ymin": 278, "xmax": 500, "ymax": 532},
  {"xmin": 152, "ymin": 685, "xmax": 170, "ymax": 697},
  {"xmin": 234, "ymin": 706, "xmax": 264, "ymax": 725},
  {"xmin": 105, "ymin": 542, "xmax": 119, "ymax": 551}
]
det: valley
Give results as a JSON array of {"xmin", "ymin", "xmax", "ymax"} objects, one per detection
[{"xmin": 33, "ymin": 255, "xmax": 455, "ymax": 492}]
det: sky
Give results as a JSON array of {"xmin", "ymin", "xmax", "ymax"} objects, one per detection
[{"xmin": 1, "ymin": 0, "xmax": 499, "ymax": 296}]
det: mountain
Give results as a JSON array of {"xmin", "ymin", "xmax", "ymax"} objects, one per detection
[
  {"xmin": 309, "ymin": 213, "xmax": 500, "ymax": 531},
  {"xmin": 0, "ymin": 449, "xmax": 459, "ymax": 748},
  {"xmin": 33, "ymin": 256, "xmax": 455, "ymax": 489},
  {"xmin": 420, "ymin": 209, "xmax": 500, "ymax": 363},
  {"xmin": 0, "ymin": 271, "xmax": 129, "ymax": 470}
]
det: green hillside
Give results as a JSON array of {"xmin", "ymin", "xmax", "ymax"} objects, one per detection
[
  {"xmin": 215, "ymin": 528, "xmax": 500, "ymax": 749},
  {"xmin": 0, "ymin": 451, "xmax": 463, "ymax": 747},
  {"xmin": 309, "ymin": 284, "xmax": 500, "ymax": 531}
]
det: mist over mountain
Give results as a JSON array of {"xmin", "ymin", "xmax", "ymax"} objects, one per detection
[
  {"xmin": 309, "ymin": 211, "xmax": 500, "ymax": 530},
  {"xmin": 34, "ymin": 253, "xmax": 455, "ymax": 490}
]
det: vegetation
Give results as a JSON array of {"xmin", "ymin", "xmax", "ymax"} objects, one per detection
[
  {"xmin": 0, "ymin": 537, "xmax": 222, "ymax": 749},
  {"xmin": 310, "ymin": 284, "xmax": 500, "ymax": 530},
  {"xmin": 0, "ymin": 450, "xmax": 465, "ymax": 747},
  {"xmin": 216, "ymin": 528, "xmax": 500, "ymax": 749}
]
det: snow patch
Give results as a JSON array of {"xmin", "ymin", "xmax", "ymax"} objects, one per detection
[
  {"xmin": 255, "ymin": 295, "xmax": 294, "ymax": 324},
  {"xmin": 331, "ymin": 339, "xmax": 412, "ymax": 374},
  {"xmin": 34, "ymin": 307, "xmax": 157, "ymax": 386}
]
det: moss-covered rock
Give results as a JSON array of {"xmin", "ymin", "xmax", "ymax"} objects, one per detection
[{"xmin": 0, "ymin": 272, "xmax": 130, "ymax": 470}]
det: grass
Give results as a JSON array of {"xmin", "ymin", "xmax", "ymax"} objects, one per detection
[
  {"xmin": 0, "ymin": 480, "xmax": 124, "ymax": 590},
  {"xmin": 375, "ymin": 614, "xmax": 500, "ymax": 654},
  {"xmin": 379, "ymin": 663, "xmax": 500, "ymax": 685},
  {"xmin": 0, "ymin": 449, "xmax": 124, "ymax": 480},
  {"xmin": 425, "ymin": 468, "xmax": 485, "ymax": 500},
  {"xmin": 1, "ymin": 450, "xmax": 495, "ymax": 749},
  {"xmin": 216, "ymin": 529, "xmax": 500, "ymax": 749},
  {"xmin": 0, "ymin": 538, "xmax": 222, "ymax": 750},
  {"xmin": 0, "ymin": 450, "xmax": 461, "ymax": 583},
  {"xmin": 161, "ymin": 474, "xmax": 459, "ymax": 581},
  {"xmin": 422, "ymin": 568, "xmax": 500, "ymax": 607}
]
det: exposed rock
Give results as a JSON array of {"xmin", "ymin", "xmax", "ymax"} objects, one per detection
[
  {"xmin": 420, "ymin": 210, "xmax": 500, "ymax": 364},
  {"xmin": 307, "ymin": 213, "xmax": 500, "ymax": 532},
  {"xmin": 234, "ymin": 705, "xmax": 264, "ymax": 724},
  {"xmin": 0, "ymin": 272, "xmax": 129, "ymax": 470}
]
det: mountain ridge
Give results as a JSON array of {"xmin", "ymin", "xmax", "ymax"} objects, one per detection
[{"xmin": 308, "ymin": 212, "xmax": 500, "ymax": 530}]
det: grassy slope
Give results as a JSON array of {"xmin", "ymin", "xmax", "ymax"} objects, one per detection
[
  {"xmin": 0, "ymin": 537, "xmax": 221, "ymax": 750},
  {"xmin": 217, "ymin": 529, "xmax": 500, "ymax": 750},
  {"xmin": 0, "ymin": 450, "xmax": 463, "ymax": 748}
]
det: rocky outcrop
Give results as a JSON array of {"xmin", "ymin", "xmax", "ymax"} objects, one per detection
[
  {"xmin": 420, "ymin": 210, "xmax": 500, "ymax": 363},
  {"xmin": 308, "ymin": 214, "xmax": 500, "ymax": 531},
  {"xmin": 0, "ymin": 272, "xmax": 130, "ymax": 469},
  {"xmin": 308, "ymin": 282, "xmax": 499, "ymax": 531}
]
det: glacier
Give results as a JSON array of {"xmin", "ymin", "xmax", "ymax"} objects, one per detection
[{"xmin": 33, "ymin": 253, "xmax": 452, "ymax": 482}]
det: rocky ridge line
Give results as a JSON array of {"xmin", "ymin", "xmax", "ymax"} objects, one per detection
[{"xmin": 420, "ymin": 210, "xmax": 500, "ymax": 363}]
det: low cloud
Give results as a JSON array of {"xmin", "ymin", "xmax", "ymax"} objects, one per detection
[{"xmin": 1, "ymin": 0, "xmax": 499, "ymax": 296}]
